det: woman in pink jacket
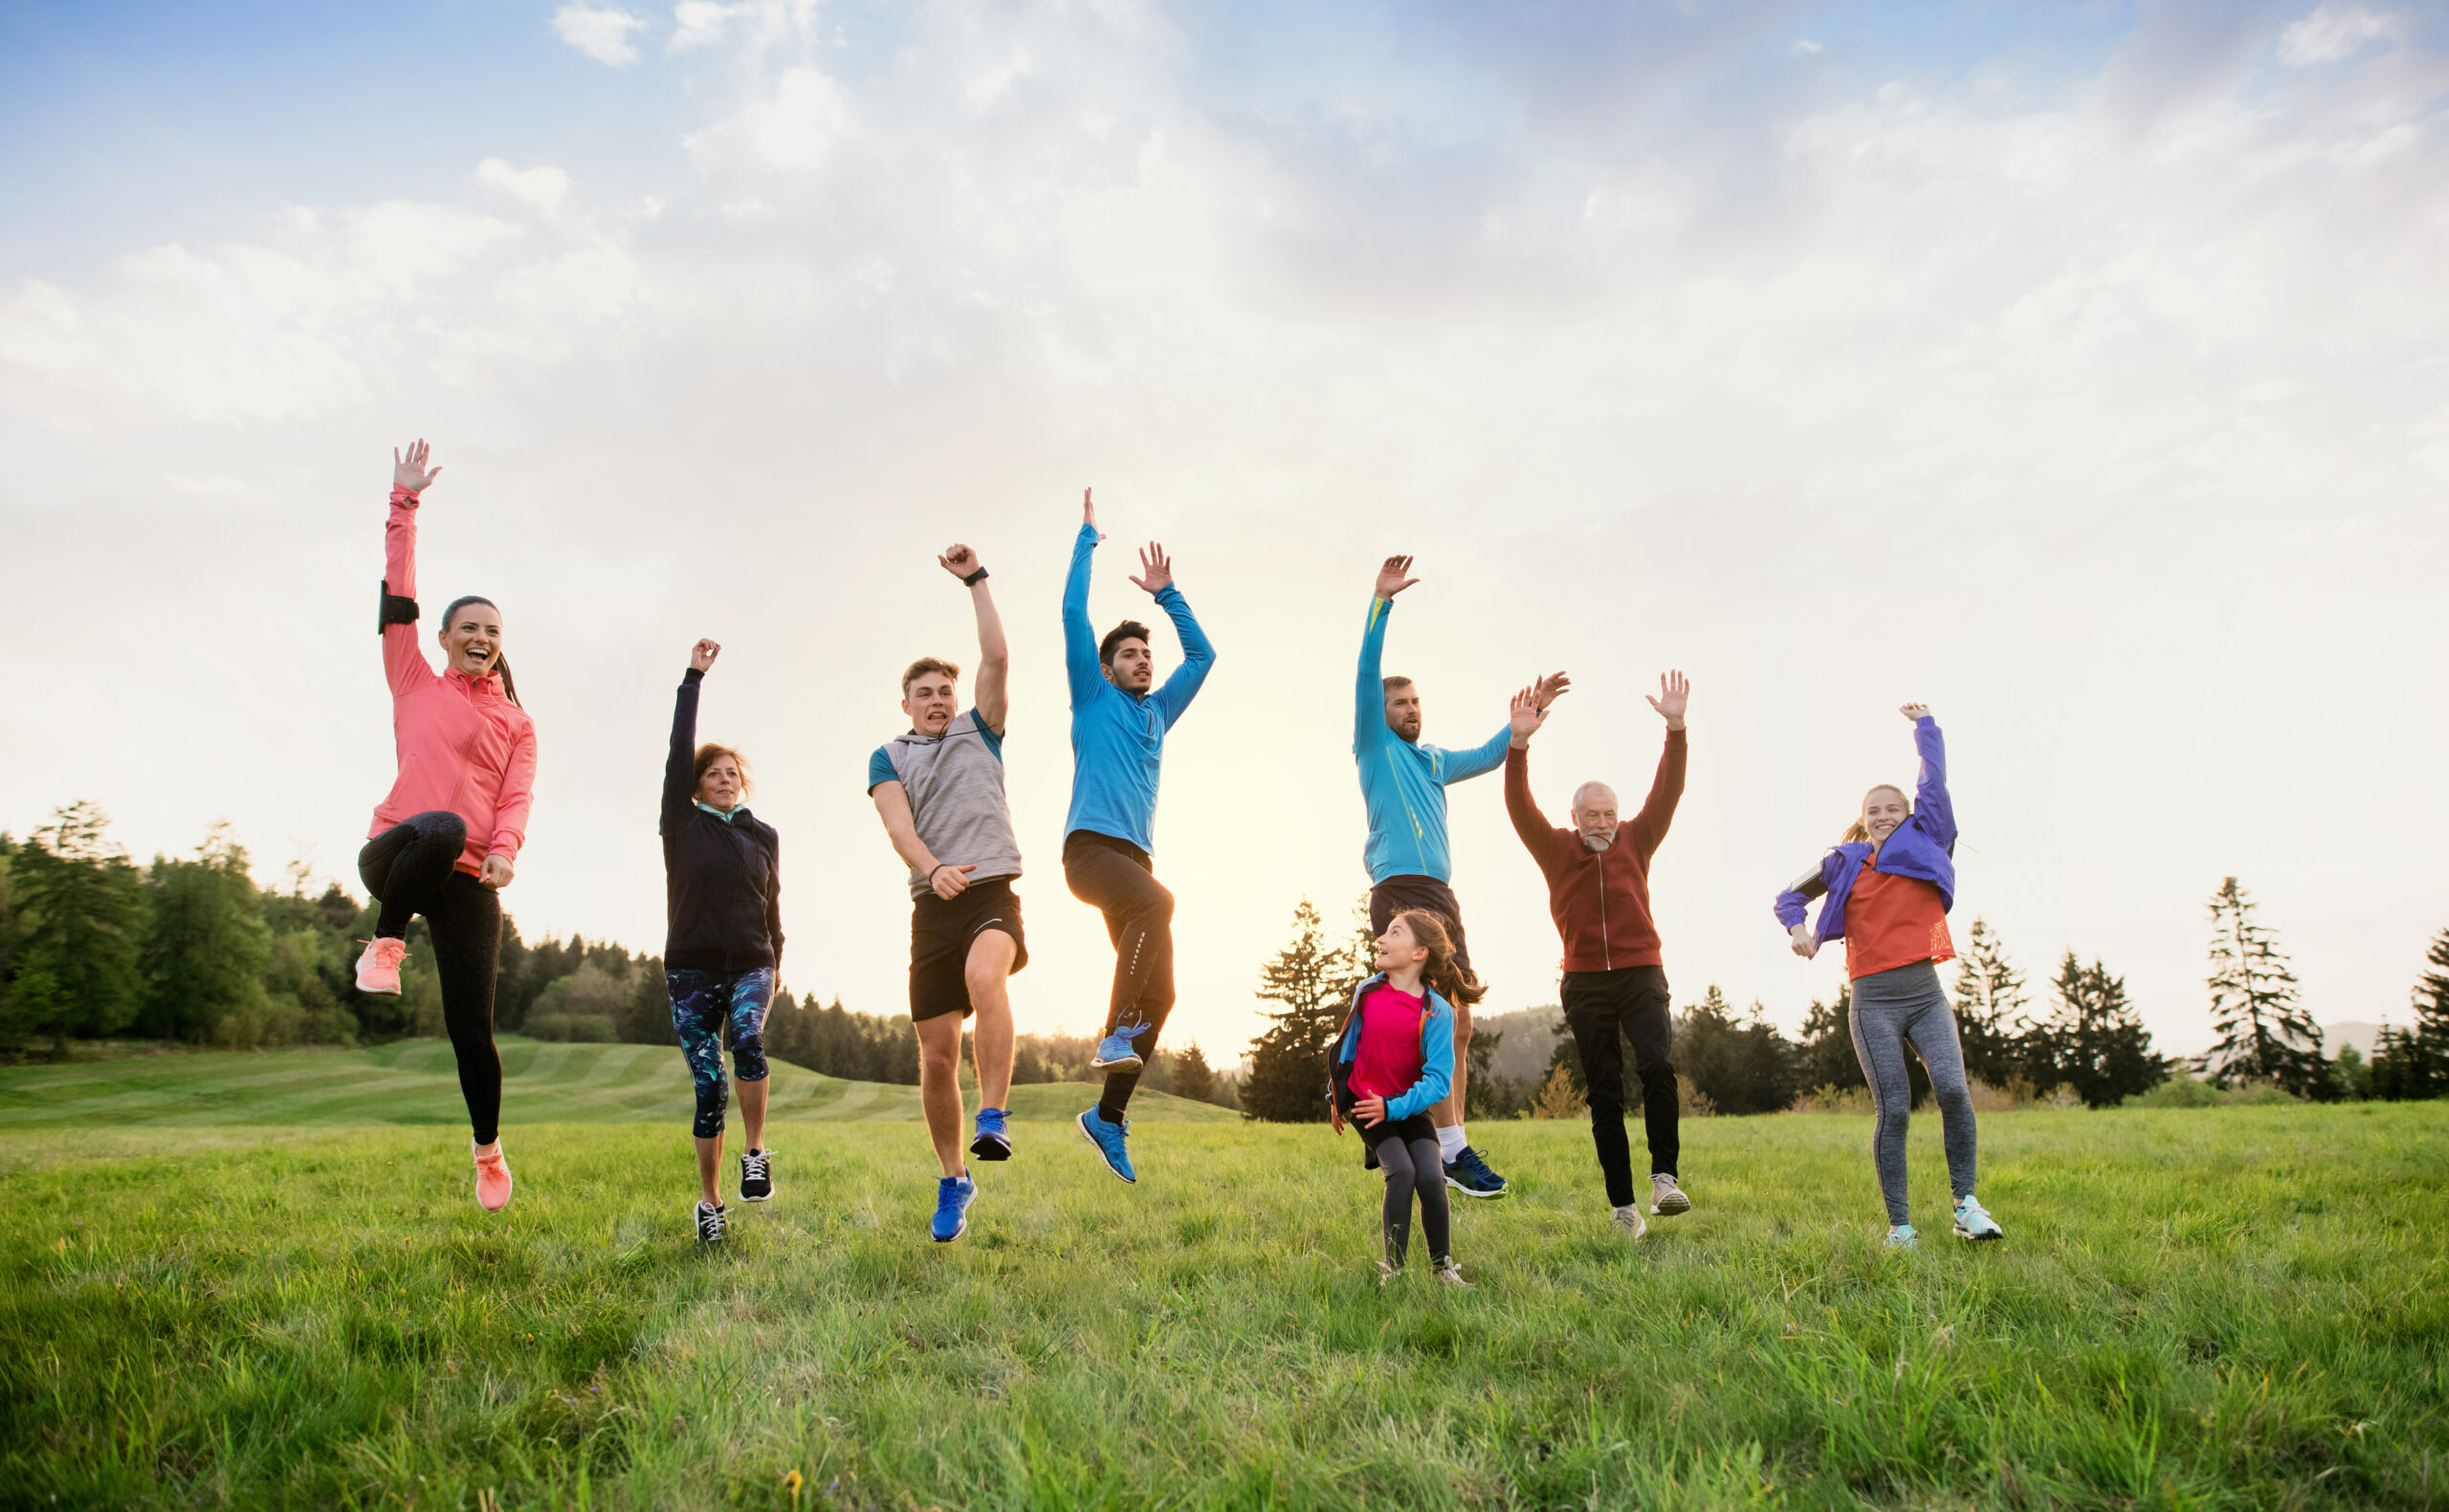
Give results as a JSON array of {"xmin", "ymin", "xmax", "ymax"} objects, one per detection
[{"xmin": 354, "ymin": 439, "xmax": 538, "ymax": 1212}]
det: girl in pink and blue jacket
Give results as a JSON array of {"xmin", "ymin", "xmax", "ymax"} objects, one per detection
[
  {"xmin": 354, "ymin": 440, "xmax": 538, "ymax": 1213},
  {"xmin": 1330, "ymin": 910, "xmax": 1476, "ymax": 1286}
]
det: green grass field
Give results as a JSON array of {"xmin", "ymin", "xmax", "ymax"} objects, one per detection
[{"xmin": 2, "ymin": 1047, "xmax": 2444, "ymax": 1510}]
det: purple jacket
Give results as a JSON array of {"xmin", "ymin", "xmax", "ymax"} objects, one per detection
[{"xmin": 1774, "ymin": 716, "xmax": 1956, "ymax": 944}]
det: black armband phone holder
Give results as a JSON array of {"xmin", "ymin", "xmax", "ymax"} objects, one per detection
[{"xmin": 378, "ymin": 581, "xmax": 420, "ymax": 634}]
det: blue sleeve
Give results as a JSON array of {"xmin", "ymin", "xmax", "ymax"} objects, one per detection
[
  {"xmin": 1910, "ymin": 717, "xmax": 1955, "ymax": 852},
  {"xmin": 1438, "ymin": 723, "xmax": 1513, "ymax": 786},
  {"xmin": 1063, "ymin": 522, "xmax": 1102, "ymax": 712},
  {"xmin": 1355, "ymin": 597, "xmax": 1391, "ymax": 756},
  {"xmin": 866, "ymin": 747, "xmax": 899, "ymax": 793},
  {"xmin": 970, "ymin": 709, "xmax": 1004, "ymax": 760},
  {"xmin": 1150, "ymin": 584, "xmax": 1217, "ymax": 730},
  {"xmin": 1387, "ymin": 999, "xmax": 1456, "ymax": 1122}
]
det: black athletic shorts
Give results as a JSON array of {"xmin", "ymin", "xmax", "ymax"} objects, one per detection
[
  {"xmin": 1368, "ymin": 874, "xmax": 1473, "ymax": 980},
  {"xmin": 909, "ymin": 877, "xmax": 1027, "ymax": 1022}
]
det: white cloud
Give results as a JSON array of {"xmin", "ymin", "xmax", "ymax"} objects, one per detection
[
  {"xmin": 553, "ymin": 3, "xmax": 650, "ymax": 66},
  {"xmin": 477, "ymin": 159, "xmax": 573, "ymax": 218},
  {"xmin": 2277, "ymin": 4, "xmax": 2396, "ymax": 65},
  {"xmin": 669, "ymin": 0, "xmax": 737, "ymax": 53},
  {"xmin": 684, "ymin": 65, "xmax": 857, "ymax": 174}
]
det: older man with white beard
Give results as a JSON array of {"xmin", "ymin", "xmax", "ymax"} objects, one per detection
[{"xmin": 1504, "ymin": 669, "xmax": 1690, "ymax": 1243}]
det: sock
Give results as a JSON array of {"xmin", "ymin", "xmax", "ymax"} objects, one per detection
[
  {"xmin": 1436, "ymin": 1125, "xmax": 1467, "ymax": 1163},
  {"xmin": 1097, "ymin": 1070, "xmax": 1140, "ymax": 1126}
]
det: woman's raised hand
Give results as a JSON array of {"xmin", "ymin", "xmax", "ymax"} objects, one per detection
[
  {"xmin": 392, "ymin": 439, "xmax": 441, "ymax": 494},
  {"xmin": 939, "ymin": 543, "xmax": 983, "ymax": 581},
  {"xmin": 1900, "ymin": 703, "xmax": 1931, "ymax": 722},
  {"xmin": 690, "ymin": 639, "xmax": 720, "ymax": 673},
  {"xmin": 1789, "ymin": 922, "xmax": 1819, "ymax": 959}
]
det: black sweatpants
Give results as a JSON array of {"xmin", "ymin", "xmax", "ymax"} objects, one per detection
[
  {"xmin": 1561, "ymin": 964, "xmax": 1679, "ymax": 1207},
  {"xmin": 1364, "ymin": 1111, "xmax": 1450, "ymax": 1267},
  {"xmin": 1062, "ymin": 830, "xmax": 1175, "ymax": 1123},
  {"xmin": 359, "ymin": 811, "xmax": 504, "ymax": 1146}
]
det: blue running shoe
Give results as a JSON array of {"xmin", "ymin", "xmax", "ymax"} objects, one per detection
[
  {"xmin": 1886, "ymin": 1223, "xmax": 1919, "ymax": 1250},
  {"xmin": 1076, "ymin": 1107, "xmax": 1136, "ymax": 1183},
  {"xmin": 969, "ymin": 1107, "xmax": 1012, "ymax": 1162},
  {"xmin": 930, "ymin": 1172, "xmax": 977, "ymax": 1243},
  {"xmin": 1953, "ymin": 1194, "xmax": 2004, "ymax": 1242},
  {"xmin": 1089, "ymin": 1023, "xmax": 1149, "ymax": 1072},
  {"xmin": 1444, "ymin": 1145, "xmax": 1509, "ymax": 1199}
]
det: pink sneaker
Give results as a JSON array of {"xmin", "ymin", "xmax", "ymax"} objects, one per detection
[
  {"xmin": 474, "ymin": 1143, "xmax": 514, "ymax": 1211},
  {"xmin": 355, "ymin": 937, "xmax": 409, "ymax": 996}
]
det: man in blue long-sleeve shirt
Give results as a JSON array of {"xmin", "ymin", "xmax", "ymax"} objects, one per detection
[
  {"xmin": 1356, "ymin": 554, "xmax": 1515, "ymax": 1197},
  {"xmin": 1064, "ymin": 488, "xmax": 1217, "ymax": 1184}
]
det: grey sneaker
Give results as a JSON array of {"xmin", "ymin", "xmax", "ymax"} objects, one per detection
[
  {"xmin": 1431, "ymin": 1255, "xmax": 1471, "ymax": 1288},
  {"xmin": 1376, "ymin": 1259, "xmax": 1402, "ymax": 1286},
  {"xmin": 1613, "ymin": 1203, "xmax": 1647, "ymax": 1243},
  {"xmin": 1650, "ymin": 1172, "xmax": 1690, "ymax": 1216}
]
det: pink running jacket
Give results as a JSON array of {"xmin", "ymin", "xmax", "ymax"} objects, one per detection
[{"xmin": 370, "ymin": 487, "xmax": 538, "ymax": 875}]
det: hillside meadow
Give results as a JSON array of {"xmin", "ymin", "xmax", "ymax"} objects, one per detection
[{"xmin": 0, "ymin": 1044, "xmax": 2443, "ymax": 1509}]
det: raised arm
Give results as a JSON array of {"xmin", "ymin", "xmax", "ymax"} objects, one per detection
[
  {"xmin": 1062, "ymin": 490, "xmax": 1102, "ymax": 711},
  {"xmin": 1904, "ymin": 705, "xmax": 1955, "ymax": 851},
  {"xmin": 1137, "ymin": 542, "xmax": 1217, "ymax": 728},
  {"xmin": 1355, "ymin": 556, "xmax": 1416, "ymax": 754},
  {"xmin": 1503, "ymin": 682, "xmax": 1563, "ymax": 854},
  {"xmin": 941, "ymin": 543, "xmax": 1008, "ymax": 734},
  {"xmin": 380, "ymin": 440, "xmax": 442, "ymax": 697},
  {"xmin": 664, "ymin": 642, "xmax": 717, "ymax": 835},
  {"xmin": 1626, "ymin": 672, "xmax": 1691, "ymax": 856}
]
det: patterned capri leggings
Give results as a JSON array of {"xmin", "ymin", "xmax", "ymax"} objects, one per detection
[{"xmin": 667, "ymin": 967, "xmax": 774, "ymax": 1138}]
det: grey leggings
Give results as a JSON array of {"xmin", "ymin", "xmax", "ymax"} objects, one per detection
[
  {"xmin": 1372, "ymin": 1128, "xmax": 1451, "ymax": 1268},
  {"xmin": 1849, "ymin": 961, "xmax": 1978, "ymax": 1225}
]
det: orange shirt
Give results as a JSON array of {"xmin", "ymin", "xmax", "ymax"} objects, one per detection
[{"xmin": 1844, "ymin": 860, "xmax": 1954, "ymax": 980}]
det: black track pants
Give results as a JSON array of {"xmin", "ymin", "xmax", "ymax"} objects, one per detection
[
  {"xmin": 360, "ymin": 813, "xmax": 504, "ymax": 1145},
  {"xmin": 1063, "ymin": 831, "xmax": 1176, "ymax": 1121},
  {"xmin": 1561, "ymin": 964, "xmax": 1679, "ymax": 1206}
]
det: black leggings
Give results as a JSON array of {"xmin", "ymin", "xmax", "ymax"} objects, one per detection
[
  {"xmin": 359, "ymin": 812, "xmax": 504, "ymax": 1146},
  {"xmin": 1562, "ymin": 964, "xmax": 1679, "ymax": 1207},
  {"xmin": 1367, "ymin": 1114, "xmax": 1450, "ymax": 1267},
  {"xmin": 1063, "ymin": 831, "xmax": 1176, "ymax": 1122}
]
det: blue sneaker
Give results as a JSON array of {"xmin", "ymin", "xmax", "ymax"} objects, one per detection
[
  {"xmin": 1089, "ymin": 1023, "xmax": 1149, "ymax": 1072},
  {"xmin": 1886, "ymin": 1223, "xmax": 1919, "ymax": 1250},
  {"xmin": 969, "ymin": 1107, "xmax": 1012, "ymax": 1162},
  {"xmin": 1444, "ymin": 1145, "xmax": 1509, "ymax": 1199},
  {"xmin": 930, "ymin": 1173, "xmax": 977, "ymax": 1243},
  {"xmin": 1953, "ymin": 1195, "xmax": 2004, "ymax": 1242},
  {"xmin": 1076, "ymin": 1107, "xmax": 1136, "ymax": 1183}
]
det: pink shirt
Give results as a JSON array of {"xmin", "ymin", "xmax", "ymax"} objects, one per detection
[
  {"xmin": 371, "ymin": 489, "xmax": 538, "ymax": 875},
  {"xmin": 1350, "ymin": 982, "xmax": 1428, "ymax": 1102}
]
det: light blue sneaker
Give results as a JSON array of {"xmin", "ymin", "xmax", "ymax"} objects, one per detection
[
  {"xmin": 1089, "ymin": 1023, "xmax": 1150, "ymax": 1072},
  {"xmin": 1886, "ymin": 1223, "xmax": 1919, "ymax": 1250},
  {"xmin": 930, "ymin": 1173, "xmax": 977, "ymax": 1243},
  {"xmin": 1953, "ymin": 1194, "xmax": 2004, "ymax": 1242},
  {"xmin": 1076, "ymin": 1107, "xmax": 1136, "ymax": 1183},
  {"xmin": 969, "ymin": 1107, "xmax": 1012, "ymax": 1162}
]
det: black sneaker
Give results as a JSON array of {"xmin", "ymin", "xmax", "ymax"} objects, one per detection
[
  {"xmin": 739, "ymin": 1149, "xmax": 773, "ymax": 1203},
  {"xmin": 695, "ymin": 1200, "xmax": 726, "ymax": 1245}
]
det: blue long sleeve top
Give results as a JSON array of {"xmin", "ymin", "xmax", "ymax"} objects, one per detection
[
  {"xmin": 1353, "ymin": 596, "xmax": 1510, "ymax": 886},
  {"xmin": 1063, "ymin": 521, "xmax": 1217, "ymax": 853}
]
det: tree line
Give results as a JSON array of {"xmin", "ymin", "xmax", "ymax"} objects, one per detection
[
  {"xmin": 1237, "ymin": 881, "xmax": 2449, "ymax": 1122},
  {"xmin": 0, "ymin": 801, "xmax": 1238, "ymax": 1106}
]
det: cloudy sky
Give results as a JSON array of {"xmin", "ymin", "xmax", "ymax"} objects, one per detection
[{"xmin": 2, "ymin": 0, "xmax": 2442, "ymax": 1064}]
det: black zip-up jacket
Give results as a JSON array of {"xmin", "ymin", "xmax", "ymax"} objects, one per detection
[{"xmin": 661, "ymin": 668, "xmax": 783, "ymax": 974}]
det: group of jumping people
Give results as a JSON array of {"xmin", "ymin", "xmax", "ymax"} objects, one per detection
[{"xmin": 354, "ymin": 441, "xmax": 2005, "ymax": 1273}]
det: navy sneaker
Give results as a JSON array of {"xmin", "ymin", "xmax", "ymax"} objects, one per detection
[
  {"xmin": 969, "ymin": 1107, "xmax": 1012, "ymax": 1162},
  {"xmin": 1089, "ymin": 1023, "xmax": 1150, "ymax": 1072},
  {"xmin": 1445, "ymin": 1145, "xmax": 1509, "ymax": 1199},
  {"xmin": 1076, "ymin": 1107, "xmax": 1136, "ymax": 1183},
  {"xmin": 930, "ymin": 1173, "xmax": 977, "ymax": 1243}
]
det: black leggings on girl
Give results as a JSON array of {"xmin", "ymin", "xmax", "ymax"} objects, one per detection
[
  {"xmin": 359, "ymin": 811, "xmax": 504, "ymax": 1146},
  {"xmin": 1368, "ymin": 1113, "xmax": 1451, "ymax": 1267}
]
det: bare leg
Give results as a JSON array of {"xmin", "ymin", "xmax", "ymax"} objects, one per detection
[
  {"xmin": 695, "ymin": 1134, "xmax": 721, "ymax": 1208},
  {"xmin": 737, "ymin": 1075, "xmax": 768, "ymax": 1154},
  {"xmin": 965, "ymin": 931, "xmax": 1018, "ymax": 1109},
  {"xmin": 916, "ymin": 1014, "xmax": 967, "ymax": 1178},
  {"xmin": 1431, "ymin": 1000, "xmax": 1473, "ymax": 1128}
]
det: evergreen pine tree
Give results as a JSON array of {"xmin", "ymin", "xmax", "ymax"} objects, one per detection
[
  {"xmin": 2042, "ymin": 951, "xmax": 2167, "ymax": 1107},
  {"xmin": 2371, "ymin": 928, "xmax": 2449, "ymax": 1100},
  {"xmin": 1240, "ymin": 898, "xmax": 1369, "ymax": 1122},
  {"xmin": 1171, "ymin": 1042, "xmax": 1217, "ymax": 1104},
  {"xmin": 3, "ymin": 803, "xmax": 149, "ymax": 1048},
  {"xmin": 1950, "ymin": 916, "xmax": 2030, "ymax": 1086},
  {"xmin": 2200, "ymin": 876, "xmax": 2328, "ymax": 1098}
]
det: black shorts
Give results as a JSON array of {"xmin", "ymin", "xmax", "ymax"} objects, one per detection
[
  {"xmin": 1368, "ymin": 875, "xmax": 1472, "ymax": 979},
  {"xmin": 910, "ymin": 878, "xmax": 1027, "ymax": 1022}
]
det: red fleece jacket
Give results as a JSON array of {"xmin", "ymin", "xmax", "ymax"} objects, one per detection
[{"xmin": 1504, "ymin": 730, "xmax": 1686, "ymax": 973}]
